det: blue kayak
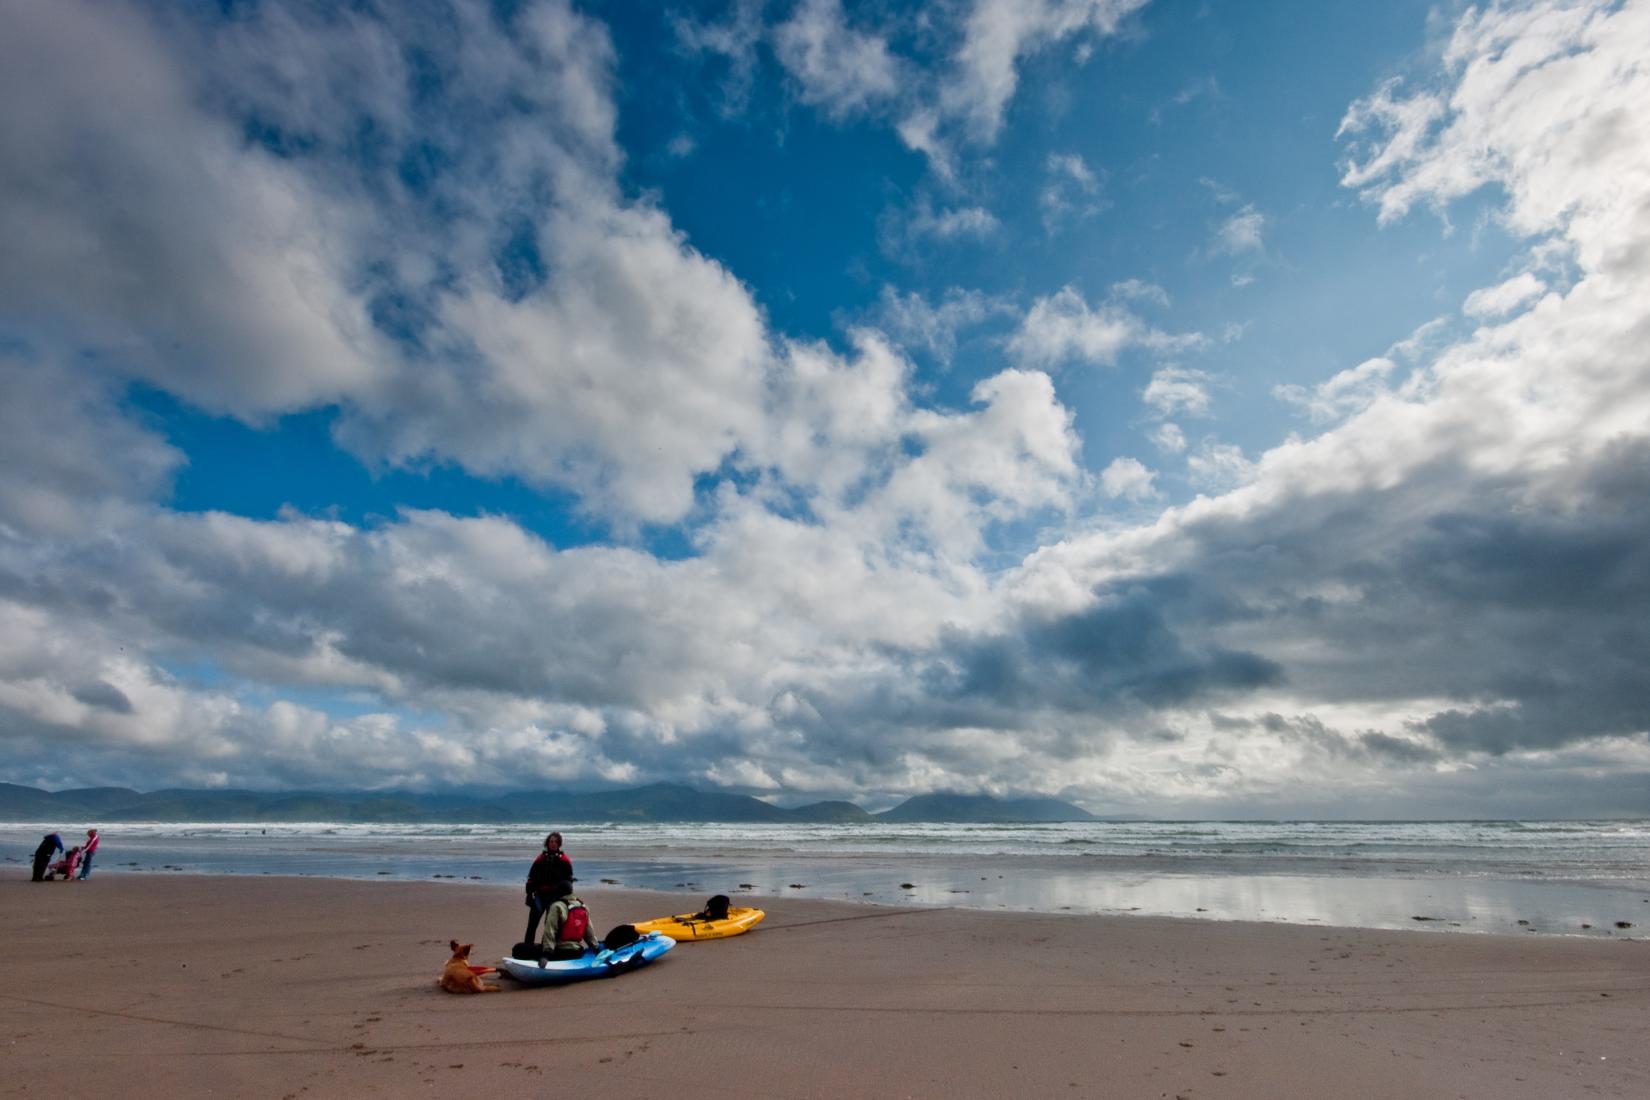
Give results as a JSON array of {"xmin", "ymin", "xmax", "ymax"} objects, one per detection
[{"xmin": 497, "ymin": 932, "xmax": 674, "ymax": 985}]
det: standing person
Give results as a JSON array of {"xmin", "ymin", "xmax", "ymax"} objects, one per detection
[
  {"xmin": 31, "ymin": 833, "xmax": 63, "ymax": 882},
  {"xmin": 523, "ymin": 831, "xmax": 573, "ymax": 944},
  {"xmin": 78, "ymin": 828, "xmax": 100, "ymax": 879}
]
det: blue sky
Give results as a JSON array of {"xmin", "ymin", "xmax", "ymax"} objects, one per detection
[{"xmin": 1, "ymin": 0, "xmax": 1647, "ymax": 816}]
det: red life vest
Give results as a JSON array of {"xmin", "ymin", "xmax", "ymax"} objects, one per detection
[{"xmin": 561, "ymin": 902, "xmax": 589, "ymax": 944}]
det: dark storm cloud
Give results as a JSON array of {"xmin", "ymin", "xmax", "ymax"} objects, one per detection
[
  {"xmin": 927, "ymin": 582, "xmax": 1283, "ymax": 714},
  {"xmin": 1137, "ymin": 435, "xmax": 1650, "ymax": 758},
  {"xmin": 69, "ymin": 681, "xmax": 134, "ymax": 715},
  {"xmin": 1254, "ymin": 713, "xmax": 1443, "ymax": 766},
  {"xmin": 1403, "ymin": 509, "xmax": 1647, "ymax": 616},
  {"xmin": 1352, "ymin": 732, "xmax": 1442, "ymax": 765}
]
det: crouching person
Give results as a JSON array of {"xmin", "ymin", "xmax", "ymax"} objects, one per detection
[
  {"xmin": 541, "ymin": 887, "xmax": 599, "ymax": 959},
  {"xmin": 32, "ymin": 833, "xmax": 63, "ymax": 882}
]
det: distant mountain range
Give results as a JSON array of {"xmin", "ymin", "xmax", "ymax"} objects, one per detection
[
  {"xmin": 0, "ymin": 782, "xmax": 1105, "ymax": 824},
  {"xmin": 876, "ymin": 792, "xmax": 1096, "ymax": 823}
]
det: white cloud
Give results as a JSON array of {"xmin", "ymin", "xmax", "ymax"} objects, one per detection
[
  {"xmin": 361, "ymin": 201, "xmax": 773, "ymax": 525},
  {"xmin": 762, "ymin": 331, "xmax": 913, "ymax": 504},
  {"xmin": 1111, "ymin": 279, "xmax": 1170, "ymax": 307},
  {"xmin": 1041, "ymin": 151, "xmax": 1106, "ymax": 231},
  {"xmin": 1215, "ymin": 204, "xmax": 1266, "ymax": 255},
  {"xmin": 0, "ymin": 1, "xmax": 1095, "ymax": 795},
  {"xmin": 1387, "ymin": 315, "xmax": 1451, "ymax": 362},
  {"xmin": 1, "ymin": 0, "xmax": 783, "ymax": 528},
  {"xmin": 773, "ymin": 0, "xmax": 901, "ymax": 119},
  {"xmin": 1142, "ymin": 367, "xmax": 1217, "ymax": 419},
  {"xmin": 1336, "ymin": 77, "xmax": 1448, "ymax": 223},
  {"xmin": 1148, "ymin": 75, "xmax": 1218, "ymax": 125},
  {"xmin": 908, "ymin": 202, "xmax": 1002, "ymax": 241},
  {"xmin": 853, "ymin": 368, "xmax": 1082, "ymax": 556},
  {"xmin": 672, "ymin": 0, "xmax": 766, "ymax": 115},
  {"xmin": 0, "ymin": 0, "xmax": 392, "ymax": 416},
  {"xmin": 1337, "ymin": 0, "xmax": 1647, "ymax": 249},
  {"xmin": 1150, "ymin": 422, "xmax": 1187, "ymax": 454},
  {"xmin": 895, "ymin": 109, "xmax": 956, "ymax": 180},
  {"xmin": 1184, "ymin": 440, "xmax": 1255, "ymax": 491},
  {"xmin": 1048, "ymin": 152, "xmax": 1099, "ymax": 190},
  {"xmin": 1100, "ymin": 457, "xmax": 1158, "ymax": 500},
  {"xmin": 0, "ymin": 352, "xmax": 181, "ymax": 536},
  {"xmin": 1008, "ymin": 286, "xmax": 1205, "ymax": 369},
  {"xmin": 876, "ymin": 286, "xmax": 1009, "ymax": 363},
  {"xmin": 679, "ymin": 0, "xmax": 1150, "ymax": 184},
  {"xmin": 943, "ymin": 0, "xmax": 1150, "ymax": 142},
  {"xmin": 1462, "ymin": 271, "xmax": 1546, "ymax": 318},
  {"xmin": 1199, "ymin": 176, "xmax": 1240, "ymax": 205},
  {"xmin": 0, "ymin": 346, "xmax": 1086, "ymax": 789},
  {"xmin": 1273, "ymin": 357, "xmax": 1397, "ymax": 424},
  {"xmin": 1010, "ymin": 289, "xmax": 1134, "ymax": 366}
]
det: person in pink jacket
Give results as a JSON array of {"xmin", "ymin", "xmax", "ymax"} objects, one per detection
[{"xmin": 78, "ymin": 828, "xmax": 99, "ymax": 880}]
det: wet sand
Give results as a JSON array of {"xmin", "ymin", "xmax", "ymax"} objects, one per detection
[
  {"xmin": 3, "ymin": 873, "xmax": 1646, "ymax": 1098},
  {"xmin": 8, "ymin": 824, "xmax": 1647, "ymax": 936}
]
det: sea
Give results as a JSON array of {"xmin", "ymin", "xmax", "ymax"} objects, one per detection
[{"xmin": 7, "ymin": 819, "xmax": 1648, "ymax": 938}]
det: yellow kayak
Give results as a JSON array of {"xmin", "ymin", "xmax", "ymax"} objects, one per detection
[{"xmin": 632, "ymin": 906, "xmax": 766, "ymax": 941}]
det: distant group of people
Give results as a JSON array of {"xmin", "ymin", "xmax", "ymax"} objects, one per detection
[{"xmin": 32, "ymin": 828, "xmax": 99, "ymax": 881}]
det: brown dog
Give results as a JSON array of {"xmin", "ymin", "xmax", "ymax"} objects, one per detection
[{"xmin": 438, "ymin": 940, "xmax": 500, "ymax": 994}]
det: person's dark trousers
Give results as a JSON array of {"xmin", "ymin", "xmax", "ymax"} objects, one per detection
[
  {"xmin": 524, "ymin": 894, "xmax": 546, "ymax": 943},
  {"xmin": 31, "ymin": 853, "xmax": 51, "ymax": 881},
  {"xmin": 78, "ymin": 852, "xmax": 94, "ymax": 879}
]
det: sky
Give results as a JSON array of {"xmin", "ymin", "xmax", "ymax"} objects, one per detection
[{"xmin": 1, "ymin": 0, "xmax": 1647, "ymax": 817}]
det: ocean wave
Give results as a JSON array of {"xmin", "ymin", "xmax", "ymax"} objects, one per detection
[{"xmin": 10, "ymin": 819, "xmax": 1647, "ymax": 880}]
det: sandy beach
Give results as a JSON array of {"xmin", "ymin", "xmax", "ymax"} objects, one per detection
[{"xmin": 2, "ymin": 874, "xmax": 1645, "ymax": 1099}]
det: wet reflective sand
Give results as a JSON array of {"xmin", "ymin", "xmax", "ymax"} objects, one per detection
[{"xmin": 7, "ymin": 826, "xmax": 1645, "ymax": 937}]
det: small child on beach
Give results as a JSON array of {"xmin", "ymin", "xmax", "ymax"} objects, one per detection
[{"xmin": 47, "ymin": 846, "xmax": 83, "ymax": 881}]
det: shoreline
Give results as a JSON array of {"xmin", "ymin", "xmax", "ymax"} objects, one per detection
[
  {"xmin": 8, "ymin": 823, "xmax": 1647, "ymax": 940},
  {"xmin": 21, "ymin": 863, "xmax": 1650, "ymax": 943},
  {"xmin": 4, "ymin": 871, "xmax": 1647, "ymax": 1098}
]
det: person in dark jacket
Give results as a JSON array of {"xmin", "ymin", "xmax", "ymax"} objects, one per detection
[
  {"xmin": 31, "ymin": 833, "xmax": 63, "ymax": 882},
  {"xmin": 523, "ymin": 831, "xmax": 573, "ymax": 943}
]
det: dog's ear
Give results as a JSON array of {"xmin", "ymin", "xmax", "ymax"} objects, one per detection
[
  {"xmin": 450, "ymin": 939, "xmax": 461, "ymax": 953},
  {"xmin": 459, "ymin": 943, "xmax": 474, "ymax": 957}
]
